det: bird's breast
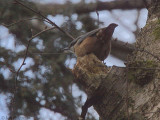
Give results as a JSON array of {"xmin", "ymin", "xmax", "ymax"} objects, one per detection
[
  {"xmin": 94, "ymin": 41, "xmax": 111, "ymax": 61},
  {"xmin": 74, "ymin": 36, "xmax": 111, "ymax": 61}
]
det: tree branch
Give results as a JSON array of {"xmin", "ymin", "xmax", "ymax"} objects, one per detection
[
  {"xmin": 14, "ymin": 0, "xmax": 75, "ymax": 40},
  {"xmin": 10, "ymin": 26, "xmax": 56, "ymax": 118},
  {"xmin": 15, "ymin": 26, "xmax": 56, "ymax": 83},
  {"xmin": 1, "ymin": 17, "xmax": 50, "ymax": 27},
  {"xmin": 35, "ymin": 0, "xmax": 145, "ymax": 16},
  {"xmin": 111, "ymin": 39, "xmax": 135, "ymax": 61},
  {"xmin": 76, "ymin": 0, "xmax": 145, "ymax": 14}
]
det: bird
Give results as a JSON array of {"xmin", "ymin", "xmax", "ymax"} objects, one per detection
[{"xmin": 63, "ymin": 23, "xmax": 118, "ymax": 61}]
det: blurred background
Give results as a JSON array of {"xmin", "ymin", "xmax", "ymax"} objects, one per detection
[{"xmin": 0, "ymin": 0, "xmax": 147, "ymax": 120}]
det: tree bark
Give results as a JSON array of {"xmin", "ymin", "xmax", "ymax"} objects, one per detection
[{"xmin": 73, "ymin": 0, "xmax": 160, "ymax": 120}]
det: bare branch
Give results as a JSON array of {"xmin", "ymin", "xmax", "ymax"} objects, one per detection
[
  {"xmin": 31, "ymin": 52, "xmax": 67, "ymax": 55},
  {"xmin": 0, "ymin": 61, "xmax": 16, "ymax": 73},
  {"xmin": 1, "ymin": 17, "xmax": 50, "ymax": 27},
  {"xmin": 14, "ymin": 0, "xmax": 75, "ymax": 40},
  {"xmin": 15, "ymin": 26, "xmax": 56, "ymax": 77},
  {"xmin": 111, "ymin": 39, "xmax": 160, "ymax": 61},
  {"xmin": 76, "ymin": 0, "xmax": 144, "ymax": 14},
  {"xmin": 36, "ymin": 0, "xmax": 145, "ymax": 15},
  {"xmin": 125, "ymin": 56, "xmax": 130, "ymax": 120},
  {"xmin": 9, "ymin": 26, "xmax": 56, "ymax": 118},
  {"xmin": 111, "ymin": 39, "xmax": 135, "ymax": 61},
  {"xmin": 136, "ymin": 48, "xmax": 160, "ymax": 61},
  {"xmin": 128, "ymin": 67, "xmax": 160, "ymax": 70},
  {"xmin": 96, "ymin": 9, "xmax": 99, "ymax": 26}
]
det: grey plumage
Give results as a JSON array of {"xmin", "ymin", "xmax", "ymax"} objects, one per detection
[{"xmin": 63, "ymin": 27, "xmax": 105, "ymax": 53}]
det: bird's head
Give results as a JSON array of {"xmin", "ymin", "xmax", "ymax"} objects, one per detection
[
  {"xmin": 107, "ymin": 23, "xmax": 118, "ymax": 29},
  {"xmin": 96, "ymin": 23, "xmax": 118, "ymax": 40}
]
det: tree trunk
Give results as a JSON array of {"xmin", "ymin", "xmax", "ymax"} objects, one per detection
[{"xmin": 73, "ymin": 0, "xmax": 160, "ymax": 120}]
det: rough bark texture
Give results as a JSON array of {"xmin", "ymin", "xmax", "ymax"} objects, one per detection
[
  {"xmin": 73, "ymin": 0, "xmax": 160, "ymax": 120},
  {"xmin": 73, "ymin": 54, "xmax": 127, "ymax": 120}
]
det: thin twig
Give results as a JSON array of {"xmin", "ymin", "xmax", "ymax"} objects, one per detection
[
  {"xmin": 128, "ymin": 67, "xmax": 160, "ymax": 70},
  {"xmin": 120, "ymin": 41, "xmax": 160, "ymax": 61},
  {"xmin": 15, "ymin": 26, "xmax": 56, "ymax": 77},
  {"xmin": 31, "ymin": 52, "xmax": 67, "ymax": 55},
  {"xmin": 14, "ymin": 0, "xmax": 75, "ymax": 40},
  {"xmin": 0, "ymin": 61, "xmax": 16, "ymax": 73},
  {"xmin": 96, "ymin": 9, "xmax": 99, "ymax": 26},
  {"xmin": 14, "ymin": 26, "xmax": 56, "ymax": 92},
  {"xmin": 137, "ymin": 49, "xmax": 160, "ymax": 61},
  {"xmin": 11, "ymin": 26, "xmax": 56, "ymax": 118},
  {"xmin": 1, "ymin": 17, "xmax": 50, "ymax": 27},
  {"xmin": 126, "ymin": 56, "xmax": 130, "ymax": 120}
]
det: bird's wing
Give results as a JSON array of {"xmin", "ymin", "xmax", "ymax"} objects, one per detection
[
  {"xmin": 68, "ymin": 38, "xmax": 78, "ymax": 48},
  {"xmin": 76, "ymin": 28, "xmax": 101, "ymax": 45},
  {"xmin": 67, "ymin": 27, "xmax": 105, "ymax": 49}
]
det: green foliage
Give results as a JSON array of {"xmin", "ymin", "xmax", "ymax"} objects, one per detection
[
  {"xmin": 128, "ymin": 61, "xmax": 157, "ymax": 86},
  {"xmin": 129, "ymin": 113, "xmax": 145, "ymax": 120},
  {"xmin": 153, "ymin": 19, "xmax": 160, "ymax": 40}
]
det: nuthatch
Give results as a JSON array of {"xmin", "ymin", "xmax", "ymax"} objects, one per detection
[{"xmin": 63, "ymin": 23, "xmax": 118, "ymax": 61}]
